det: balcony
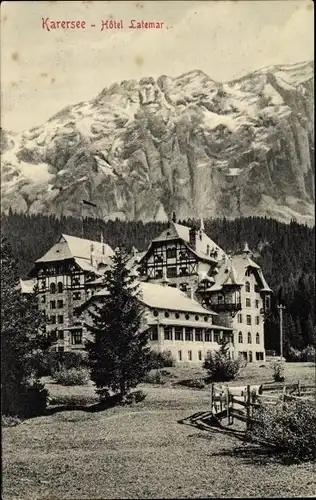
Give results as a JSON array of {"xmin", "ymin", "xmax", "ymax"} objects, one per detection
[{"xmin": 209, "ymin": 302, "xmax": 242, "ymax": 313}]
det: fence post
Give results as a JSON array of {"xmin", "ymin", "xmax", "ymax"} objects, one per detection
[
  {"xmin": 298, "ymin": 379, "xmax": 301, "ymax": 397},
  {"xmin": 246, "ymin": 385, "xmax": 251, "ymax": 430},
  {"xmin": 211, "ymin": 383, "xmax": 215, "ymax": 413},
  {"xmin": 226, "ymin": 387, "xmax": 230, "ymax": 424}
]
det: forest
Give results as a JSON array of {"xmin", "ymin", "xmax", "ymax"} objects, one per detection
[{"xmin": 2, "ymin": 210, "xmax": 315, "ymax": 354}]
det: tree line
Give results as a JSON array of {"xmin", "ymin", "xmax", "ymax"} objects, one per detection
[{"xmin": 1, "ymin": 210, "xmax": 315, "ymax": 354}]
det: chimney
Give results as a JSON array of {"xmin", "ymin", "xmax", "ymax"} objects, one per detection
[
  {"xmin": 206, "ymin": 244, "xmax": 210, "ymax": 255},
  {"xmin": 172, "ymin": 211, "xmax": 177, "ymax": 223},
  {"xmin": 189, "ymin": 226, "xmax": 197, "ymax": 250},
  {"xmin": 100, "ymin": 232, "xmax": 105, "ymax": 255}
]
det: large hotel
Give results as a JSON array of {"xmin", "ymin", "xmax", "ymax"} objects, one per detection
[{"xmin": 23, "ymin": 218, "xmax": 272, "ymax": 363}]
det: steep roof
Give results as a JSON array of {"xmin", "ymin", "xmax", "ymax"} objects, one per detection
[
  {"xmin": 36, "ymin": 234, "xmax": 114, "ymax": 265},
  {"xmin": 207, "ymin": 254, "xmax": 272, "ymax": 292},
  {"xmin": 143, "ymin": 222, "xmax": 225, "ymax": 263}
]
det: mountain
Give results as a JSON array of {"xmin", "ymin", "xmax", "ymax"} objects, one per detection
[{"xmin": 1, "ymin": 61, "xmax": 314, "ymax": 224}]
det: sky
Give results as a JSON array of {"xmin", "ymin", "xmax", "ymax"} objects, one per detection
[{"xmin": 1, "ymin": 0, "xmax": 314, "ymax": 132}]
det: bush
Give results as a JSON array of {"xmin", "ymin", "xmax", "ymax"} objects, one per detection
[
  {"xmin": 248, "ymin": 399, "xmax": 316, "ymax": 462},
  {"xmin": 149, "ymin": 350, "xmax": 175, "ymax": 369},
  {"xmin": 33, "ymin": 350, "xmax": 89, "ymax": 377},
  {"xmin": 301, "ymin": 345, "xmax": 315, "ymax": 362},
  {"xmin": 203, "ymin": 343, "xmax": 246, "ymax": 382},
  {"xmin": 271, "ymin": 360, "xmax": 285, "ymax": 382},
  {"xmin": 22, "ymin": 379, "xmax": 49, "ymax": 417},
  {"xmin": 121, "ymin": 390, "xmax": 147, "ymax": 405},
  {"xmin": 49, "ymin": 394, "xmax": 97, "ymax": 407},
  {"xmin": 51, "ymin": 367, "xmax": 90, "ymax": 386},
  {"xmin": 143, "ymin": 370, "xmax": 167, "ymax": 385}
]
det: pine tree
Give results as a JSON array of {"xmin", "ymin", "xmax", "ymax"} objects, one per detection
[
  {"xmin": 1, "ymin": 236, "xmax": 49, "ymax": 417},
  {"xmin": 86, "ymin": 246, "xmax": 151, "ymax": 401}
]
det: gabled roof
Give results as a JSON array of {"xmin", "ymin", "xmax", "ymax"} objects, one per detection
[
  {"xmin": 36, "ymin": 234, "xmax": 114, "ymax": 265},
  {"xmin": 19, "ymin": 278, "xmax": 36, "ymax": 294},
  {"xmin": 141, "ymin": 222, "xmax": 225, "ymax": 264},
  {"xmin": 207, "ymin": 254, "xmax": 272, "ymax": 293},
  {"xmin": 81, "ymin": 281, "xmax": 217, "ymax": 316}
]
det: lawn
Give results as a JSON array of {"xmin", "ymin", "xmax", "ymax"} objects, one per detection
[{"xmin": 2, "ymin": 363, "xmax": 316, "ymax": 499}]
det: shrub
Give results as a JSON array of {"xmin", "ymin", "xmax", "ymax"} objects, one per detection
[
  {"xmin": 121, "ymin": 390, "xmax": 147, "ymax": 405},
  {"xmin": 51, "ymin": 367, "xmax": 90, "ymax": 386},
  {"xmin": 149, "ymin": 350, "xmax": 176, "ymax": 369},
  {"xmin": 47, "ymin": 351, "xmax": 88, "ymax": 375},
  {"xmin": 248, "ymin": 399, "xmax": 316, "ymax": 462},
  {"xmin": 22, "ymin": 379, "xmax": 50, "ymax": 417},
  {"xmin": 203, "ymin": 343, "xmax": 246, "ymax": 382},
  {"xmin": 271, "ymin": 360, "xmax": 285, "ymax": 382},
  {"xmin": 143, "ymin": 370, "xmax": 167, "ymax": 385},
  {"xmin": 49, "ymin": 394, "xmax": 97, "ymax": 407}
]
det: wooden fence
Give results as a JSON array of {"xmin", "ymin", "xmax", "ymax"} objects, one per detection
[{"xmin": 210, "ymin": 381, "xmax": 316, "ymax": 429}]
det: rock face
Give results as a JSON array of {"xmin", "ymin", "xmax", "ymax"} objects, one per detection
[{"xmin": 1, "ymin": 61, "xmax": 314, "ymax": 224}]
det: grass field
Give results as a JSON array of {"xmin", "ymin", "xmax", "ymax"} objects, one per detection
[{"xmin": 2, "ymin": 363, "xmax": 316, "ymax": 499}]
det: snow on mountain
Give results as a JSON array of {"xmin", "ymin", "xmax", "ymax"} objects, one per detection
[{"xmin": 1, "ymin": 61, "xmax": 314, "ymax": 224}]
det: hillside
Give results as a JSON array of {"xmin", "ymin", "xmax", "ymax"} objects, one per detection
[{"xmin": 1, "ymin": 61, "xmax": 314, "ymax": 224}]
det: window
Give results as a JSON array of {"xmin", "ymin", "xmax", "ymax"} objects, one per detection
[
  {"xmin": 179, "ymin": 267, "xmax": 189, "ymax": 276},
  {"xmin": 164, "ymin": 311, "xmax": 170, "ymax": 318},
  {"xmin": 73, "ymin": 292, "xmax": 81, "ymax": 300},
  {"xmin": 58, "ymin": 330, "xmax": 64, "ymax": 340},
  {"xmin": 245, "ymin": 281, "xmax": 250, "ymax": 293},
  {"xmin": 255, "ymin": 300, "xmax": 259, "ymax": 308},
  {"xmin": 238, "ymin": 331, "xmax": 243, "ymax": 343},
  {"xmin": 164, "ymin": 327, "xmax": 172, "ymax": 341},
  {"xmin": 41, "ymin": 279, "xmax": 46, "ymax": 289},
  {"xmin": 256, "ymin": 332, "xmax": 260, "ymax": 344},
  {"xmin": 247, "ymin": 332, "xmax": 252, "ymax": 344},
  {"xmin": 51, "ymin": 315, "xmax": 56, "ymax": 325},
  {"xmin": 57, "ymin": 282, "xmax": 63, "ymax": 293},
  {"xmin": 213, "ymin": 332, "xmax": 219, "ymax": 343},
  {"xmin": 195, "ymin": 315, "xmax": 199, "ymax": 321},
  {"xmin": 195, "ymin": 329, "xmax": 203, "ymax": 342},
  {"xmin": 255, "ymin": 316, "xmax": 260, "ymax": 325},
  {"xmin": 178, "ymin": 350, "xmax": 182, "ymax": 361},
  {"xmin": 50, "ymin": 300, "xmax": 56, "ymax": 310},
  {"xmin": 238, "ymin": 314, "xmax": 242, "ymax": 323},
  {"xmin": 185, "ymin": 328, "xmax": 193, "ymax": 341},
  {"xmin": 198, "ymin": 350, "xmax": 202, "ymax": 361},
  {"xmin": 185, "ymin": 313, "xmax": 190, "ymax": 320},
  {"xmin": 256, "ymin": 352, "xmax": 264, "ymax": 361},
  {"xmin": 204, "ymin": 315, "xmax": 208, "ymax": 322},
  {"xmin": 153, "ymin": 310, "xmax": 159, "ymax": 317},
  {"xmin": 57, "ymin": 300, "xmax": 63, "ymax": 309},
  {"xmin": 150, "ymin": 327, "xmax": 158, "ymax": 341},
  {"xmin": 71, "ymin": 330, "xmax": 82, "ymax": 345},
  {"xmin": 254, "ymin": 285, "xmax": 260, "ymax": 293},
  {"xmin": 166, "ymin": 267, "xmax": 177, "ymax": 278},
  {"xmin": 175, "ymin": 327, "xmax": 183, "ymax": 341},
  {"xmin": 205, "ymin": 332, "xmax": 212, "ymax": 342},
  {"xmin": 166, "ymin": 247, "xmax": 176, "ymax": 259},
  {"xmin": 246, "ymin": 315, "xmax": 252, "ymax": 325},
  {"xmin": 218, "ymin": 294, "xmax": 224, "ymax": 304},
  {"xmin": 188, "ymin": 350, "xmax": 192, "ymax": 361},
  {"xmin": 58, "ymin": 315, "xmax": 64, "ymax": 325},
  {"xmin": 175, "ymin": 312, "xmax": 180, "ymax": 319},
  {"xmin": 155, "ymin": 269, "xmax": 163, "ymax": 278},
  {"xmin": 41, "ymin": 295, "xmax": 46, "ymax": 304},
  {"xmin": 50, "ymin": 283, "xmax": 56, "ymax": 294},
  {"xmin": 265, "ymin": 296, "xmax": 270, "ymax": 309},
  {"xmin": 71, "ymin": 277, "xmax": 80, "ymax": 287},
  {"xmin": 246, "ymin": 298, "xmax": 251, "ymax": 307}
]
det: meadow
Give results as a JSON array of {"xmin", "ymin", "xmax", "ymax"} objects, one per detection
[{"xmin": 2, "ymin": 363, "xmax": 316, "ymax": 499}]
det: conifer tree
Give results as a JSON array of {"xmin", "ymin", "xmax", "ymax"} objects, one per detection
[
  {"xmin": 86, "ymin": 246, "xmax": 151, "ymax": 401},
  {"xmin": 1, "ymin": 236, "xmax": 49, "ymax": 417}
]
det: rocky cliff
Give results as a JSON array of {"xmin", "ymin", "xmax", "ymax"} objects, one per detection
[{"xmin": 1, "ymin": 61, "xmax": 314, "ymax": 224}]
